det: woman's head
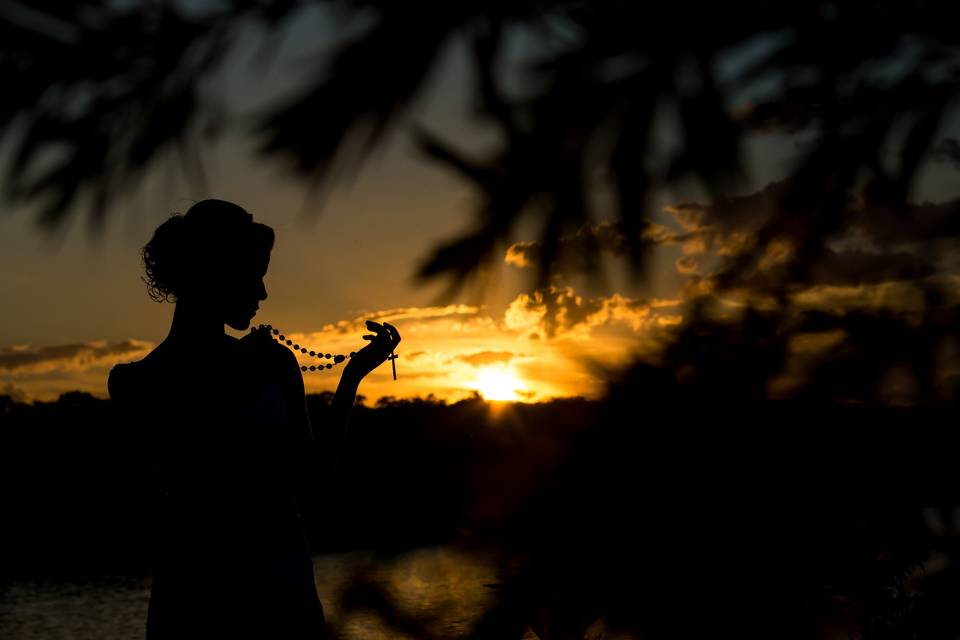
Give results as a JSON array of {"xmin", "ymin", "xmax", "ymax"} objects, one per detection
[{"xmin": 142, "ymin": 199, "xmax": 274, "ymax": 330}]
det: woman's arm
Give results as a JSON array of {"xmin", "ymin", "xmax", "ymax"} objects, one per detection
[
  {"xmin": 329, "ymin": 368, "xmax": 361, "ymax": 458},
  {"xmin": 254, "ymin": 319, "xmax": 399, "ymax": 477},
  {"xmin": 328, "ymin": 320, "xmax": 401, "ymax": 458}
]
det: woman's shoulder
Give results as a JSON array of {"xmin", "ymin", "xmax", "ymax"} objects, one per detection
[
  {"xmin": 108, "ymin": 360, "xmax": 145, "ymax": 402},
  {"xmin": 239, "ymin": 327, "xmax": 300, "ymax": 374},
  {"xmin": 107, "ymin": 347, "xmax": 164, "ymax": 401}
]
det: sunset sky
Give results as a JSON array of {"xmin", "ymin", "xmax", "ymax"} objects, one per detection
[{"xmin": 3, "ymin": 10, "xmax": 959, "ymax": 404}]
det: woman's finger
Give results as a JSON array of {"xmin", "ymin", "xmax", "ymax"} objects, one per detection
[
  {"xmin": 365, "ymin": 320, "xmax": 387, "ymax": 336},
  {"xmin": 382, "ymin": 322, "xmax": 401, "ymax": 347},
  {"xmin": 371, "ymin": 321, "xmax": 394, "ymax": 345}
]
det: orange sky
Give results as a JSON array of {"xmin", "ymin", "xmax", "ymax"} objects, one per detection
[{"xmin": 2, "ymin": 20, "xmax": 960, "ymax": 404}]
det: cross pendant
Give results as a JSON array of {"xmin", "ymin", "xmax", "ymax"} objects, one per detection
[{"xmin": 387, "ymin": 351, "xmax": 398, "ymax": 381}]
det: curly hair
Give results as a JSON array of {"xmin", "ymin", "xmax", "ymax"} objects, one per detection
[{"xmin": 141, "ymin": 200, "xmax": 274, "ymax": 303}]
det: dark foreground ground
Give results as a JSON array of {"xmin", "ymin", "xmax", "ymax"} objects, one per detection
[{"xmin": 3, "ymin": 391, "xmax": 960, "ymax": 638}]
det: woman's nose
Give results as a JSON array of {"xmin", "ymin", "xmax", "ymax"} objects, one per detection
[{"xmin": 257, "ymin": 280, "xmax": 268, "ymax": 301}]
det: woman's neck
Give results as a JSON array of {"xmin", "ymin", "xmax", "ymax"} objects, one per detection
[{"xmin": 166, "ymin": 301, "xmax": 226, "ymax": 348}]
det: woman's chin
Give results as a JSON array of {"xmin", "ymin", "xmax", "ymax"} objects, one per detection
[{"xmin": 227, "ymin": 317, "xmax": 253, "ymax": 331}]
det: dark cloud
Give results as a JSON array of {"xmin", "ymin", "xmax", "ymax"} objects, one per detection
[
  {"xmin": 456, "ymin": 351, "xmax": 516, "ymax": 367},
  {"xmin": 505, "ymin": 221, "xmax": 682, "ymax": 272},
  {"xmin": 667, "ymin": 179, "xmax": 792, "ymax": 254},
  {"xmin": 740, "ymin": 249, "xmax": 937, "ymax": 290},
  {"xmin": 810, "ymin": 250, "xmax": 936, "ymax": 286},
  {"xmin": 666, "ymin": 179, "xmax": 957, "ymax": 294},
  {"xmin": 0, "ymin": 340, "xmax": 150, "ymax": 373},
  {"xmin": 931, "ymin": 138, "xmax": 960, "ymax": 170},
  {"xmin": 854, "ymin": 186, "xmax": 960, "ymax": 246},
  {"xmin": 672, "ymin": 177, "xmax": 960, "ymax": 252},
  {"xmin": 737, "ymin": 99, "xmax": 817, "ymax": 134},
  {"xmin": 505, "ymin": 180, "xmax": 956, "ymax": 325}
]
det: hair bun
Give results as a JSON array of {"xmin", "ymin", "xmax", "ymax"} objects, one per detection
[
  {"xmin": 141, "ymin": 214, "xmax": 187, "ymax": 303},
  {"xmin": 139, "ymin": 200, "xmax": 274, "ymax": 304}
]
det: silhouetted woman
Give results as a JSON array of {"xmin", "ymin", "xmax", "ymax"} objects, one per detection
[{"xmin": 107, "ymin": 199, "xmax": 400, "ymax": 639}]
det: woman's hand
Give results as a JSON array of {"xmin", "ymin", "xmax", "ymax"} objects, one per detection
[{"xmin": 343, "ymin": 320, "xmax": 401, "ymax": 381}]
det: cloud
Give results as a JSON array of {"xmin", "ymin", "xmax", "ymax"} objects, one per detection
[
  {"xmin": 810, "ymin": 249, "xmax": 935, "ymax": 286},
  {"xmin": 658, "ymin": 179, "xmax": 959, "ymax": 315},
  {"xmin": 504, "ymin": 220, "xmax": 683, "ymax": 273},
  {"xmin": 0, "ymin": 292, "xmax": 678, "ymax": 404},
  {"xmin": 253, "ymin": 286, "xmax": 684, "ymax": 403},
  {"xmin": 932, "ymin": 138, "xmax": 960, "ymax": 170},
  {"xmin": 736, "ymin": 99, "xmax": 816, "ymax": 134},
  {"xmin": 320, "ymin": 304, "xmax": 482, "ymax": 334},
  {"xmin": 504, "ymin": 242, "xmax": 538, "ymax": 268},
  {"xmin": 853, "ymin": 187, "xmax": 960, "ymax": 247},
  {"xmin": 0, "ymin": 339, "xmax": 153, "ymax": 374},
  {"xmin": 790, "ymin": 281, "xmax": 930, "ymax": 314},
  {"xmin": 669, "ymin": 177, "xmax": 960, "ymax": 256},
  {"xmin": 504, "ymin": 285, "xmax": 681, "ymax": 339},
  {"xmin": 1, "ymin": 382, "xmax": 29, "ymax": 404},
  {"xmin": 500, "ymin": 179, "xmax": 956, "ymax": 329},
  {"xmin": 737, "ymin": 248, "xmax": 937, "ymax": 291},
  {"xmin": 665, "ymin": 179, "xmax": 791, "ymax": 256},
  {"xmin": 456, "ymin": 351, "xmax": 516, "ymax": 367},
  {"xmin": 676, "ymin": 255, "xmax": 699, "ymax": 274}
]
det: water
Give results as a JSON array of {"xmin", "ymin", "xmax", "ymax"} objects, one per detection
[{"xmin": 0, "ymin": 547, "xmax": 530, "ymax": 640}]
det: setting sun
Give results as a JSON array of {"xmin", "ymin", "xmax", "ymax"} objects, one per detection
[{"xmin": 472, "ymin": 367, "xmax": 526, "ymax": 402}]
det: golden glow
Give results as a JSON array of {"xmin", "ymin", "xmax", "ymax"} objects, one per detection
[
  {"xmin": 3, "ymin": 293, "xmax": 678, "ymax": 403},
  {"xmin": 471, "ymin": 366, "xmax": 526, "ymax": 402}
]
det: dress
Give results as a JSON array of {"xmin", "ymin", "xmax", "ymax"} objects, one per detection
[{"xmin": 109, "ymin": 333, "xmax": 326, "ymax": 639}]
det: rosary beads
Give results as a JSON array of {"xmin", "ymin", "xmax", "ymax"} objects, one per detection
[
  {"xmin": 252, "ymin": 324, "xmax": 352, "ymax": 372},
  {"xmin": 250, "ymin": 323, "xmax": 398, "ymax": 380}
]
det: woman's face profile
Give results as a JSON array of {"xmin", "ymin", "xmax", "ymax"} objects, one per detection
[
  {"xmin": 184, "ymin": 245, "xmax": 270, "ymax": 331},
  {"xmin": 219, "ymin": 249, "xmax": 270, "ymax": 331}
]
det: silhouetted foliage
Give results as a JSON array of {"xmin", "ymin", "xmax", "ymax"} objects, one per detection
[{"xmin": 2, "ymin": 2, "xmax": 958, "ymax": 284}]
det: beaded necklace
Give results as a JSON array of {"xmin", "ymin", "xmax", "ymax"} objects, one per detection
[{"xmin": 251, "ymin": 323, "xmax": 398, "ymax": 380}]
